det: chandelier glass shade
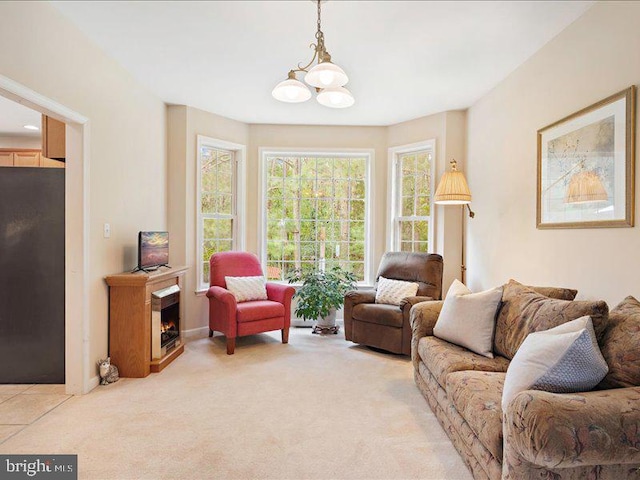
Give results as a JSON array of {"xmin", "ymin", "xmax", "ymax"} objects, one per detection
[
  {"xmin": 272, "ymin": 74, "xmax": 312, "ymax": 103},
  {"xmin": 305, "ymin": 61, "xmax": 348, "ymax": 89},
  {"xmin": 317, "ymin": 86, "xmax": 355, "ymax": 108},
  {"xmin": 272, "ymin": 0, "xmax": 354, "ymax": 108}
]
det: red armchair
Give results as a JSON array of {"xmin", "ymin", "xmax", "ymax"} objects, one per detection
[{"xmin": 206, "ymin": 251, "xmax": 295, "ymax": 355}]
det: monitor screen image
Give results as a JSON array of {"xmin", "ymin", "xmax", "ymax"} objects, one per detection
[{"xmin": 139, "ymin": 231, "xmax": 169, "ymax": 269}]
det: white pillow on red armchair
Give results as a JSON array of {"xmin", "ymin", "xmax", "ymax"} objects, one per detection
[{"xmin": 225, "ymin": 276, "xmax": 268, "ymax": 302}]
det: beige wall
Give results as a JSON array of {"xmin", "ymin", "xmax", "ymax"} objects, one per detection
[
  {"xmin": 169, "ymin": 110, "xmax": 465, "ymax": 332},
  {"xmin": 167, "ymin": 106, "xmax": 249, "ymax": 331},
  {"xmin": 0, "ymin": 135, "xmax": 41, "ymax": 149},
  {"xmin": 0, "ymin": 2, "xmax": 167, "ymax": 386},
  {"xmin": 11, "ymin": 0, "xmax": 624, "ymax": 376},
  {"xmin": 169, "ymin": 116, "xmax": 387, "ymax": 331},
  {"xmin": 10, "ymin": 0, "xmax": 635, "ymax": 384},
  {"xmin": 466, "ymin": 1, "xmax": 640, "ymax": 305},
  {"xmin": 388, "ymin": 110, "xmax": 467, "ymax": 292}
]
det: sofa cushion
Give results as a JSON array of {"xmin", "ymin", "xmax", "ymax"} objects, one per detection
[
  {"xmin": 502, "ymin": 316, "xmax": 608, "ymax": 410},
  {"xmin": 433, "ymin": 280, "xmax": 503, "ymax": 358},
  {"xmin": 417, "ymin": 336, "xmax": 510, "ymax": 389},
  {"xmin": 447, "ymin": 371, "xmax": 506, "ymax": 462},
  {"xmin": 529, "ymin": 285, "xmax": 578, "ymax": 301},
  {"xmin": 599, "ymin": 296, "xmax": 640, "ymax": 388},
  {"xmin": 352, "ymin": 303, "xmax": 403, "ymax": 328},
  {"xmin": 494, "ymin": 280, "xmax": 608, "ymax": 359},
  {"xmin": 236, "ymin": 300, "xmax": 284, "ymax": 322}
]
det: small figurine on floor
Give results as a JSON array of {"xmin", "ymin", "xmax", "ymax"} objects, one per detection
[{"xmin": 98, "ymin": 357, "xmax": 119, "ymax": 385}]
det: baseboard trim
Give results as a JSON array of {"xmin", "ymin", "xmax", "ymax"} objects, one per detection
[
  {"xmin": 292, "ymin": 319, "xmax": 344, "ymax": 328},
  {"xmin": 291, "ymin": 319, "xmax": 313, "ymax": 328},
  {"xmin": 182, "ymin": 321, "xmax": 344, "ymax": 335},
  {"xmin": 182, "ymin": 326, "xmax": 209, "ymax": 340},
  {"xmin": 85, "ymin": 375, "xmax": 100, "ymax": 394}
]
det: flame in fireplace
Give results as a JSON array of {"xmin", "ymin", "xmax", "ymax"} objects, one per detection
[{"xmin": 161, "ymin": 320, "xmax": 177, "ymax": 333}]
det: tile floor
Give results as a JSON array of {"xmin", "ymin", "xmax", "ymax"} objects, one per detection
[{"xmin": 0, "ymin": 384, "xmax": 70, "ymax": 444}]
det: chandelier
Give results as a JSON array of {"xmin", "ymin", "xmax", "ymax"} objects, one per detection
[{"xmin": 272, "ymin": 0, "xmax": 354, "ymax": 109}]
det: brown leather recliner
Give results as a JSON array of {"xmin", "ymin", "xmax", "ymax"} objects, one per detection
[{"xmin": 344, "ymin": 252, "xmax": 443, "ymax": 355}]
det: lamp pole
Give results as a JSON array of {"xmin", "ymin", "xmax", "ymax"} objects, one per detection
[{"xmin": 460, "ymin": 204, "xmax": 475, "ymax": 283}]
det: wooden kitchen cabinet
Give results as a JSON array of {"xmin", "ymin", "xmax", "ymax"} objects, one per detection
[
  {"xmin": 42, "ymin": 115, "xmax": 65, "ymax": 160},
  {"xmin": 0, "ymin": 152, "xmax": 13, "ymax": 166},
  {"xmin": 13, "ymin": 151, "xmax": 40, "ymax": 167},
  {"xmin": 42, "ymin": 157, "xmax": 65, "ymax": 168},
  {"xmin": 0, "ymin": 149, "xmax": 65, "ymax": 168}
]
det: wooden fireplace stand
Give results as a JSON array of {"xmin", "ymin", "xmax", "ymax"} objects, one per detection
[{"xmin": 105, "ymin": 266, "xmax": 188, "ymax": 378}]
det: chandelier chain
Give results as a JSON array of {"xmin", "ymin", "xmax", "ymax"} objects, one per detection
[{"xmin": 315, "ymin": 0, "xmax": 326, "ymax": 59}]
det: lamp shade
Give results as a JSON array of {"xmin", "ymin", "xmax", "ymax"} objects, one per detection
[
  {"xmin": 305, "ymin": 61, "xmax": 349, "ymax": 88},
  {"xmin": 272, "ymin": 77, "xmax": 312, "ymax": 103},
  {"xmin": 434, "ymin": 161, "xmax": 472, "ymax": 204},
  {"xmin": 565, "ymin": 170, "xmax": 608, "ymax": 204},
  {"xmin": 316, "ymin": 86, "xmax": 355, "ymax": 108}
]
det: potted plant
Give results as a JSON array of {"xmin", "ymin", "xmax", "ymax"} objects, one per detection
[{"xmin": 287, "ymin": 265, "xmax": 357, "ymax": 333}]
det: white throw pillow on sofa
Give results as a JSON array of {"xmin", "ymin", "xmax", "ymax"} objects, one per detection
[
  {"xmin": 225, "ymin": 276, "xmax": 268, "ymax": 302},
  {"xmin": 433, "ymin": 279, "xmax": 503, "ymax": 358},
  {"xmin": 502, "ymin": 315, "xmax": 609, "ymax": 410},
  {"xmin": 375, "ymin": 276, "xmax": 419, "ymax": 306}
]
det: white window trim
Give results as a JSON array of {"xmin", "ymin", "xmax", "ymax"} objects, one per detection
[
  {"xmin": 258, "ymin": 147, "xmax": 375, "ymax": 286},
  {"xmin": 387, "ymin": 139, "xmax": 435, "ymax": 252},
  {"xmin": 196, "ymin": 135, "xmax": 246, "ymax": 292}
]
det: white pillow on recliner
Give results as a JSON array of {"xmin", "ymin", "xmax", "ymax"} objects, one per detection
[
  {"xmin": 433, "ymin": 279, "xmax": 503, "ymax": 358},
  {"xmin": 375, "ymin": 276, "xmax": 419, "ymax": 306}
]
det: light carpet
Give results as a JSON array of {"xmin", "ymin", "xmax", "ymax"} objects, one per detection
[{"xmin": 1, "ymin": 328, "xmax": 472, "ymax": 480}]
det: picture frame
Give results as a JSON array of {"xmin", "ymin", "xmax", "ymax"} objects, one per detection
[{"xmin": 537, "ymin": 86, "xmax": 636, "ymax": 229}]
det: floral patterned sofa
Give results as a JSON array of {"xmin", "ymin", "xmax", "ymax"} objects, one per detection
[{"xmin": 410, "ymin": 280, "xmax": 640, "ymax": 480}]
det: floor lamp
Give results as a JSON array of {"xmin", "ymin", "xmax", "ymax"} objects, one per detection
[{"xmin": 433, "ymin": 159, "xmax": 474, "ymax": 283}]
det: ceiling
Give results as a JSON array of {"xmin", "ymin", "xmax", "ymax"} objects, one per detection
[
  {"xmin": 51, "ymin": 1, "xmax": 593, "ymax": 126},
  {"xmin": 0, "ymin": 95, "xmax": 41, "ymax": 136}
]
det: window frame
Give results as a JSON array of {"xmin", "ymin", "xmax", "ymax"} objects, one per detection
[
  {"xmin": 196, "ymin": 135, "xmax": 246, "ymax": 291},
  {"xmin": 387, "ymin": 140, "xmax": 435, "ymax": 253},
  {"xmin": 258, "ymin": 147, "xmax": 375, "ymax": 286}
]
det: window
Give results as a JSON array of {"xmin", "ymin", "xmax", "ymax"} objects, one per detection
[
  {"xmin": 261, "ymin": 151, "xmax": 371, "ymax": 283},
  {"xmin": 197, "ymin": 136, "xmax": 245, "ymax": 290},
  {"xmin": 389, "ymin": 142, "xmax": 434, "ymax": 253}
]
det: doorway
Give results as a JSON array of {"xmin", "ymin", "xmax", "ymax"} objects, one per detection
[
  {"xmin": 0, "ymin": 74, "xmax": 89, "ymax": 394},
  {"xmin": 0, "ymin": 97, "xmax": 65, "ymax": 383}
]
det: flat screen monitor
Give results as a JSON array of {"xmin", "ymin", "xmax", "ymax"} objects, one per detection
[{"xmin": 138, "ymin": 231, "xmax": 169, "ymax": 270}]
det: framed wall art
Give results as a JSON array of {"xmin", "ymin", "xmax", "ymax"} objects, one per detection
[{"xmin": 537, "ymin": 86, "xmax": 636, "ymax": 229}]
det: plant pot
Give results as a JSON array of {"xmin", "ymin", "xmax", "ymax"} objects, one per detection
[{"xmin": 316, "ymin": 308, "xmax": 337, "ymax": 328}]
